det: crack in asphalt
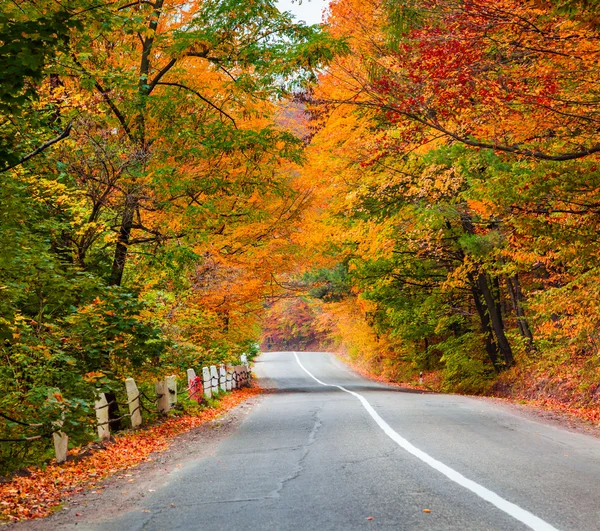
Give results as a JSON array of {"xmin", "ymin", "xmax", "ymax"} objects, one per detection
[
  {"xmin": 139, "ymin": 405, "xmax": 326, "ymax": 530},
  {"xmin": 268, "ymin": 406, "xmax": 323, "ymax": 499},
  {"xmin": 336, "ymin": 447, "xmax": 400, "ymax": 472}
]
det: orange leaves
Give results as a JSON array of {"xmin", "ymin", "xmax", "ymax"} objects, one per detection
[
  {"xmin": 0, "ymin": 387, "xmax": 261, "ymax": 522},
  {"xmin": 82, "ymin": 372, "xmax": 105, "ymax": 383}
]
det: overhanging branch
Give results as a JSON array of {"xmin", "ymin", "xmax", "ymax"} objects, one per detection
[{"xmin": 156, "ymin": 82, "xmax": 237, "ymax": 127}]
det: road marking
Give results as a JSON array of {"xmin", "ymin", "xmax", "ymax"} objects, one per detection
[{"xmin": 293, "ymin": 352, "xmax": 559, "ymax": 531}]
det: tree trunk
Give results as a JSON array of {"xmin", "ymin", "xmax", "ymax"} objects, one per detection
[
  {"xmin": 477, "ymin": 272, "xmax": 514, "ymax": 367},
  {"xmin": 505, "ymin": 274, "xmax": 535, "ymax": 349},
  {"xmin": 469, "ymin": 274, "xmax": 500, "ymax": 371},
  {"xmin": 460, "ymin": 213, "xmax": 513, "ymax": 368},
  {"xmin": 109, "ymin": 195, "xmax": 136, "ymax": 287}
]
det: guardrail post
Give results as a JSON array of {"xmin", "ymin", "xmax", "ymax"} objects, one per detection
[
  {"xmin": 166, "ymin": 375, "xmax": 177, "ymax": 408},
  {"xmin": 95, "ymin": 393, "xmax": 110, "ymax": 441},
  {"xmin": 125, "ymin": 378, "xmax": 143, "ymax": 428},
  {"xmin": 48, "ymin": 390, "xmax": 68, "ymax": 463},
  {"xmin": 202, "ymin": 367, "xmax": 212, "ymax": 399},
  {"xmin": 226, "ymin": 367, "xmax": 233, "ymax": 391},
  {"xmin": 210, "ymin": 365, "xmax": 219, "ymax": 395},
  {"xmin": 219, "ymin": 365, "xmax": 226, "ymax": 392},
  {"xmin": 53, "ymin": 424, "xmax": 68, "ymax": 464},
  {"xmin": 155, "ymin": 379, "xmax": 170, "ymax": 413}
]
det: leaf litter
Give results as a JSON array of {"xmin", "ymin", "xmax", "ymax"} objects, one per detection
[{"xmin": 0, "ymin": 387, "xmax": 261, "ymax": 522}]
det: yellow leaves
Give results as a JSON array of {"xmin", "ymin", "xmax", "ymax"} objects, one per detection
[{"xmin": 439, "ymin": 259, "xmax": 476, "ymax": 294}]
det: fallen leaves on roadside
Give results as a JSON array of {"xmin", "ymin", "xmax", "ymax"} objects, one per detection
[
  {"xmin": 0, "ymin": 386, "xmax": 261, "ymax": 522},
  {"xmin": 423, "ymin": 509, "xmax": 431, "ymax": 513}
]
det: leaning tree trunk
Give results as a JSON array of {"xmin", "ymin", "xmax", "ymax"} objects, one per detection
[
  {"xmin": 109, "ymin": 194, "xmax": 136, "ymax": 287},
  {"xmin": 469, "ymin": 274, "xmax": 501, "ymax": 371},
  {"xmin": 477, "ymin": 273, "xmax": 514, "ymax": 367},
  {"xmin": 505, "ymin": 274, "xmax": 535, "ymax": 349},
  {"xmin": 106, "ymin": 194, "xmax": 137, "ymax": 430}
]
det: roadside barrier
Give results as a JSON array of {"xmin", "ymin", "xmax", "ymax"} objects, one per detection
[{"xmin": 0, "ymin": 359, "xmax": 252, "ymax": 464}]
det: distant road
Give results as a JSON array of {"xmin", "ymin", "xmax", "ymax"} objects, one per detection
[{"xmin": 33, "ymin": 352, "xmax": 600, "ymax": 530}]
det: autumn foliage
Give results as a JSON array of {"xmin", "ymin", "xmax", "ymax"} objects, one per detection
[
  {"xmin": 290, "ymin": 0, "xmax": 600, "ymax": 415},
  {"xmin": 0, "ymin": 0, "xmax": 340, "ymax": 473},
  {"xmin": 4, "ymin": 0, "xmax": 600, "ymax": 490}
]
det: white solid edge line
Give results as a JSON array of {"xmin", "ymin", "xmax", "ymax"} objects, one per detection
[{"xmin": 293, "ymin": 352, "xmax": 559, "ymax": 531}]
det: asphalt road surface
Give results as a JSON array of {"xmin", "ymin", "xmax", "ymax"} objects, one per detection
[{"xmin": 42, "ymin": 351, "xmax": 600, "ymax": 530}]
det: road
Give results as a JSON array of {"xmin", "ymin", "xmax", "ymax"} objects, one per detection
[{"xmin": 32, "ymin": 351, "xmax": 600, "ymax": 530}]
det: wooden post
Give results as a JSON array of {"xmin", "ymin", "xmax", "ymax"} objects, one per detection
[
  {"xmin": 202, "ymin": 367, "xmax": 212, "ymax": 399},
  {"xmin": 225, "ymin": 367, "xmax": 232, "ymax": 391},
  {"xmin": 166, "ymin": 375, "xmax": 177, "ymax": 408},
  {"xmin": 227, "ymin": 367, "xmax": 234, "ymax": 390},
  {"xmin": 210, "ymin": 365, "xmax": 219, "ymax": 395},
  {"xmin": 49, "ymin": 391, "xmax": 68, "ymax": 463},
  {"xmin": 155, "ymin": 379, "xmax": 170, "ymax": 414},
  {"xmin": 187, "ymin": 368, "xmax": 197, "ymax": 386},
  {"xmin": 125, "ymin": 378, "xmax": 142, "ymax": 428},
  {"xmin": 219, "ymin": 365, "xmax": 226, "ymax": 392},
  {"xmin": 53, "ymin": 425, "xmax": 68, "ymax": 464},
  {"xmin": 95, "ymin": 393, "xmax": 110, "ymax": 441}
]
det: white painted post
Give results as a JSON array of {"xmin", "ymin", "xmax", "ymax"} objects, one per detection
[
  {"xmin": 95, "ymin": 393, "xmax": 110, "ymax": 441},
  {"xmin": 241, "ymin": 353, "xmax": 248, "ymax": 365},
  {"xmin": 202, "ymin": 367, "xmax": 212, "ymax": 399},
  {"xmin": 166, "ymin": 375, "xmax": 177, "ymax": 408},
  {"xmin": 226, "ymin": 367, "xmax": 233, "ymax": 390},
  {"xmin": 53, "ymin": 425, "xmax": 68, "ymax": 464},
  {"xmin": 187, "ymin": 368, "xmax": 197, "ymax": 386},
  {"xmin": 125, "ymin": 378, "xmax": 143, "ymax": 428},
  {"xmin": 219, "ymin": 365, "xmax": 226, "ymax": 392},
  {"xmin": 210, "ymin": 365, "xmax": 219, "ymax": 395},
  {"xmin": 155, "ymin": 379, "xmax": 170, "ymax": 413},
  {"xmin": 49, "ymin": 391, "xmax": 68, "ymax": 463},
  {"xmin": 225, "ymin": 367, "xmax": 232, "ymax": 391}
]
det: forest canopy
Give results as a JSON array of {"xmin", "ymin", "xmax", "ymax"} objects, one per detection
[{"xmin": 3, "ymin": 0, "xmax": 600, "ymax": 473}]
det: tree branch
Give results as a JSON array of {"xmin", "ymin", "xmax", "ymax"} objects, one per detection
[
  {"xmin": 156, "ymin": 82, "xmax": 237, "ymax": 127},
  {"xmin": 148, "ymin": 58, "xmax": 177, "ymax": 94},
  {"xmin": 0, "ymin": 123, "xmax": 72, "ymax": 173},
  {"xmin": 71, "ymin": 55, "xmax": 133, "ymax": 140},
  {"xmin": 358, "ymin": 100, "xmax": 600, "ymax": 162},
  {"xmin": 118, "ymin": 0, "xmax": 157, "ymax": 10}
]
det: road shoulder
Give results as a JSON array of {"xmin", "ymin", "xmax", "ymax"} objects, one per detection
[{"xmin": 7, "ymin": 394, "xmax": 263, "ymax": 530}]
